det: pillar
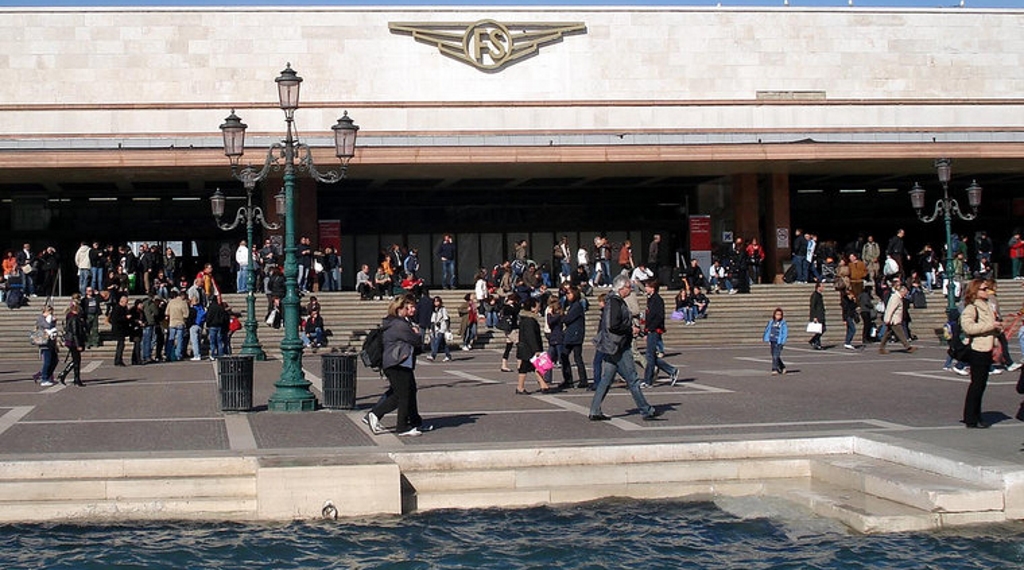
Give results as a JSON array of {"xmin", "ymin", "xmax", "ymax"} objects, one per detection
[
  {"xmin": 731, "ymin": 173, "xmax": 760, "ymax": 244},
  {"xmin": 766, "ymin": 173, "xmax": 791, "ymax": 283}
]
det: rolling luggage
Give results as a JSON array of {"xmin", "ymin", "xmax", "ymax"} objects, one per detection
[{"xmin": 782, "ymin": 264, "xmax": 797, "ymax": 284}]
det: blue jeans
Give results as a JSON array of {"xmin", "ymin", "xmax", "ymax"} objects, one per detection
[
  {"xmin": 770, "ymin": 342, "xmax": 785, "ymax": 372},
  {"xmin": 644, "ymin": 331, "xmax": 676, "ymax": 383},
  {"xmin": 208, "ymin": 326, "xmax": 225, "ymax": 357},
  {"xmin": 589, "ymin": 346, "xmax": 655, "ymax": 418},
  {"xmin": 560, "ymin": 260, "xmax": 571, "ymax": 280},
  {"xmin": 297, "ymin": 265, "xmax": 309, "ymax": 292},
  {"xmin": 90, "ymin": 267, "xmax": 104, "ymax": 291},
  {"xmin": 39, "ymin": 346, "xmax": 55, "ymax": 382},
  {"xmin": 78, "ymin": 269, "xmax": 90, "ymax": 295},
  {"xmin": 442, "ymin": 259, "xmax": 456, "ymax": 288},
  {"xmin": 845, "ymin": 317, "xmax": 857, "ymax": 345},
  {"xmin": 462, "ymin": 321, "xmax": 477, "ymax": 348},
  {"xmin": 792, "ymin": 255, "xmax": 806, "ymax": 283},
  {"xmin": 430, "ymin": 332, "xmax": 451, "ymax": 359},
  {"xmin": 236, "ymin": 267, "xmax": 248, "ymax": 293},
  {"xmin": 142, "ymin": 325, "xmax": 154, "ymax": 362},
  {"xmin": 167, "ymin": 326, "xmax": 186, "ymax": 361},
  {"xmin": 485, "ymin": 310, "xmax": 499, "ymax": 328},
  {"xmin": 189, "ymin": 325, "xmax": 202, "ymax": 358}
]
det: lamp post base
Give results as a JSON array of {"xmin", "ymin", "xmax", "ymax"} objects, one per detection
[
  {"xmin": 268, "ymin": 392, "xmax": 317, "ymax": 412},
  {"xmin": 239, "ymin": 343, "xmax": 267, "ymax": 361}
]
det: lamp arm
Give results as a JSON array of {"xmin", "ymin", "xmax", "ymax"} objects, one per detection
[
  {"xmin": 293, "ymin": 142, "xmax": 347, "ymax": 184},
  {"xmin": 917, "ymin": 200, "xmax": 944, "ymax": 224},
  {"xmin": 253, "ymin": 207, "xmax": 282, "ymax": 231},
  {"xmin": 949, "ymin": 198, "xmax": 977, "ymax": 221},
  {"xmin": 232, "ymin": 142, "xmax": 287, "ymax": 187},
  {"xmin": 216, "ymin": 207, "xmax": 247, "ymax": 231}
]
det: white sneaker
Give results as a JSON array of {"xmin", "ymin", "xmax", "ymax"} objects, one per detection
[
  {"xmin": 844, "ymin": 344, "xmax": 856, "ymax": 350},
  {"xmin": 363, "ymin": 412, "xmax": 383, "ymax": 435},
  {"xmin": 398, "ymin": 427, "xmax": 422, "ymax": 437},
  {"xmin": 991, "ymin": 368, "xmax": 1004, "ymax": 375},
  {"xmin": 639, "ymin": 382, "xmax": 652, "ymax": 389},
  {"xmin": 669, "ymin": 369, "xmax": 680, "ymax": 387},
  {"xmin": 954, "ymin": 367, "xmax": 969, "ymax": 376},
  {"xmin": 190, "ymin": 356, "xmax": 202, "ymax": 361},
  {"xmin": 442, "ymin": 356, "xmax": 452, "ymax": 362},
  {"xmin": 1008, "ymin": 362, "xmax": 1022, "ymax": 372},
  {"xmin": 426, "ymin": 355, "xmax": 435, "ymax": 361},
  {"xmin": 39, "ymin": 381, "xmax": 54, "ymax": 387}
]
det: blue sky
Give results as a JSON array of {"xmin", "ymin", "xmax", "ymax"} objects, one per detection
[{"xmin": 5, "ymin": 0, "xmax": 1022, "ymax": 8}]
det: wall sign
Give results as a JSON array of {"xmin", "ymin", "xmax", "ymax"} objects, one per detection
[{"xmin": 389, "ymin": 20, "xmax": 586, "ymax": 72}]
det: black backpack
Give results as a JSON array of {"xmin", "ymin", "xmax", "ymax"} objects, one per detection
[{"xmin": 359, "ymin": 327, "xmax": 384, "ymax": 370}]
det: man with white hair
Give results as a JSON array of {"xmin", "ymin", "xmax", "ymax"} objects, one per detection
[{"xmin": 588, "ymin": 274, "xmax": 665, "ymax": 422}]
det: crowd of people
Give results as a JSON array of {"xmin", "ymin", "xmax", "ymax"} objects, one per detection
[{"xmin": 19, "ymin": 226, "xmax": 1024, "ymax": 429}]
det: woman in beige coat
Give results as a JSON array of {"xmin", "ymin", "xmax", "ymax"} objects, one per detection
[{"xmin": 960, "ymin": 279, "xmax": 1002, "ymax": 429}]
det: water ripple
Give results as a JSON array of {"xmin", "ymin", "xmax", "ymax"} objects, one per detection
[{"xmin": 1, "ymin": 500, "xmax": 1023, "ymax": 569}]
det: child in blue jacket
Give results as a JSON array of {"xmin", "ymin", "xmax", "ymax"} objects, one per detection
[{"xmin": 762, "ymin": 307, "xmax": 788, "ymax": 375}]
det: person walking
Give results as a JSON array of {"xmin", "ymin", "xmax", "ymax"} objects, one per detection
[
  {"xmin": 960, "ymin": 279, "xmax": 1002, "ymax": 429},
  {"xmin": 34, "ymin": 305, "xmax": 59, "ymax": 386},
  {"xmin": 427, "ymin": 296, "xmax": 453, "ymax": 362},
  {"xmin": 878, "ymin": 286, "xmax": 917, "ymax": 354},
  {"xmin": 514, "ymin": 298, "xmax": 555, "ymax": 395},
  {"xmin": 808, "ymin": 281, "xmax": 826, "ymax": 350},
  {"xmin": 762, "ymin": 307, "xmax": 788, "ymax": 375},
  {"xmin": 109, "ymin": 294, "xmax": 132, "ymax": 367},
  {"xmin": 641, "ymin": 280, "xmax": 680, "ymax": 387},
  {"xmin": 63, "ymin": 301, "xmax": 87, "ymax": 386},
  {"xmin": 365, "ymin": 294, "xmax": 428, "ymax": 437},
  {"xmin": 458, "ymin": 293, "xmax": 478, "ymax": 351},
  {"xmin": 841, "ymin": 288, "xmax": 860, "ymax": 350},
  {"xmin": 560, "ymin": 286, "xmax": 589, "ymax": 388},
  {"xmin": 588, "ymin": 274, "xmax": 664, "ymax": 422}
]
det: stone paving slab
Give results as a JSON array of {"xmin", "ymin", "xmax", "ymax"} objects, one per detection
[{"xmin": 0, "ymin": 340, "xmax": 1022, "ymax": 468}]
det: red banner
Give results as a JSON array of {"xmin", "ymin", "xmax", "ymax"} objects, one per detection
[
  {"xmin": 689, "ymin": 215, "xmax": 711, "ymax": 252},
  {"xmin": 318, "ymin": 219, "xmax": 341, "ymax": 252}
]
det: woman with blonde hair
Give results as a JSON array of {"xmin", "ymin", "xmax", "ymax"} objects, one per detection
[
  {"xmin": 960, "ymin": 279, "xmax": 1002, "ymax": 429},
  {"xmin": 365, "ymin": 294, "xmax": 428, "ymax": 437}
]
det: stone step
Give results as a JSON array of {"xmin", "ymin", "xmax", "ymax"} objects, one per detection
[
  {"xmin": 0, "ymin": 475, "xmax": 257, "ymax": 503},
  {"xmin": 766, "ymin": 478, "xmax": 943, "ymax": 533},
  {"xmin": 0, "ymin": 457, "xmax": 258, "ymax": 480},
  {"xmin": 0, "ymin": 497, "xmax": 259, "ymax": 523},
  {"xmin": 810, "ymin": 455, "xmax": 1004, "ymax": 514}
]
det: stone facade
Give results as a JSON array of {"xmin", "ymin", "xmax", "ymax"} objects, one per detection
[{"xmin": 1, "ymin": 7, "xmax": 1023, "ymax": 140}]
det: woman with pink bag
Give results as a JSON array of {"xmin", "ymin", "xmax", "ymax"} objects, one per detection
[{"xmin": 515, "ymin": 297, "xmax": 555, "ymax": 395}]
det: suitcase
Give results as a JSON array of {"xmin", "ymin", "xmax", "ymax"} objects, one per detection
[
  {"xmin": 6, "ymin": 287, "xmax": 25, "ymax": 309},
  {"xmin": 783, "ymin": 264, "xmax": 797, "ymax": 284}
]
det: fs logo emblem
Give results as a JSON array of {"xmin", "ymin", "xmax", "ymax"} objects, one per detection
[{"xmin": 389, "ymin": 20, "xmax": 586, "ymax": 71}]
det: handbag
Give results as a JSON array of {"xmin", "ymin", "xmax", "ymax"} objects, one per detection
[
  {"xmin": 265, "ymin": 308, "xmax": 279, "ymax": 326},
  {"xmin": 806, "ymin": 322, "xmax": 823, "ymax": 334},
  {"xmin": 670, "ymin": 309, "xmax": 686, "ymax": 321},
  {"xmin": 29, "ymin": 329, "xmax": 49, "ymax": 347},
  {"xmin": 21, "ymin": 264, "xmax": 33, "ymax": 275},
  {"xmin": 530, "ymin": 352, "xmax": 555, "ymax": 375}
]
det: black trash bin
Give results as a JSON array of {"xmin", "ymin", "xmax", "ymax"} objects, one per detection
[
  {"xmin": 217, "ymin": 355, "xmax": 254, "ymax": 412},
  {"xmin": 322, "ymin": 353, "xmax": 358, "ymax": 409}
]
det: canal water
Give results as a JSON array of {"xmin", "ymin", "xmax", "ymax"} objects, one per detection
[{"xmin": 4, "ymin": 498, "xmax": 1023, "ymax": 568}]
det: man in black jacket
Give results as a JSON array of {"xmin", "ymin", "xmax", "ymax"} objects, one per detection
[
  {"xmin": 641, "ymin": 280, "xmax": 680, "ymax": 388},
  {"xmin": 588, "ymin": 274, "xmax": 664, "ymax": 422}
]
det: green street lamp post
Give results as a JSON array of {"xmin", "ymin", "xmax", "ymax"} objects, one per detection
[
  {"xmin": 909, "ymin": 158, "xmax": 983, "ymax": 313},
  {"xmin": 219, "ymin": 63, "xmax": 359, "ymax": 411},
  {"xmin": 210, "ymin": 184, "xmax": 284, "ymax": 361}
]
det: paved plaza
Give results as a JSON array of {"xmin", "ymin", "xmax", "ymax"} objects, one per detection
[{"xmin": 3, "ymin": 340, "xmax": 1024, "ymax": 468}]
